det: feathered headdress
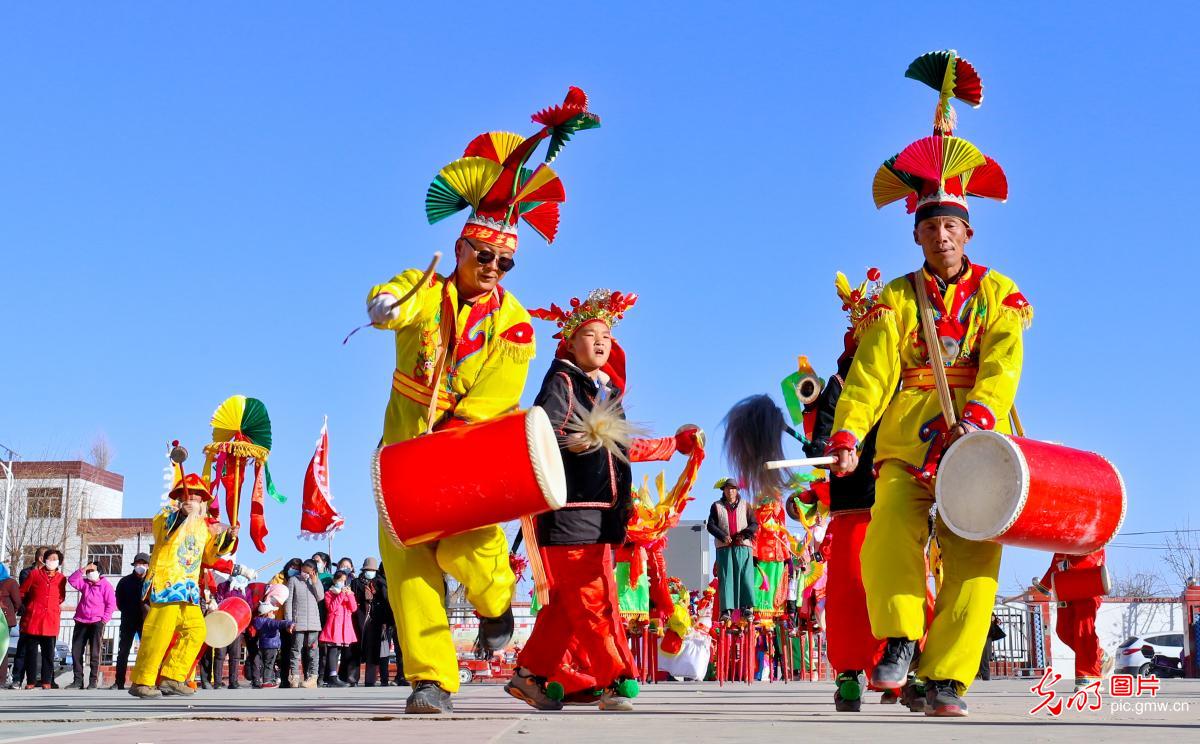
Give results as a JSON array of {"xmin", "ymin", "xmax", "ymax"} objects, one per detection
[
  {"xmin": 425, "ymin": 87, "xmax": 600, "ymax": 252},
  {"xmin": 531, "ymin": 288, "xmax": 638, "ymax": 392},
  {"xmin": 873, "ymin": 51, "xmax": 1007, "ymax": 225}
]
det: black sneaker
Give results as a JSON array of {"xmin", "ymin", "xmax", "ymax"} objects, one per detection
[
  {"xmin": 405, "ymin": 681, "xmax": 453, "ymax": 715},
  {"xmin": 834, "ymin": 671, "xmax": 862, "ymax": 712},
  {"xmin": 925, "ymin": 679, "xmax": 968, "ymax": 717},
  {"xmin": 65, "ymin": 680, "xmax": 84, "ymax": 690},
  {"xmin": 504, "ymin": 668, "xmax": 562, "ymax": 711},
  {"xmin": 871, "ymin": 638, "xmax": 916, "ymax": 690},
  {"xmin": 475, "ymin": 608, "xmax": 515, "ymax": 657},
  {"xmin": 325, "ymin": 678, "xmax": 349, "ymax": 688},
  {"xmin": 900, "ymin": 680, "xmax": 927, "ymax": 713}
]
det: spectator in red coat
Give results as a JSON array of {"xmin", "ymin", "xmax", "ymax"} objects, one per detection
[
  {"xmin": 319, "ymin": 570, "xmax": 358, "ymax": 687},
  {"xmin": 20, "ymin": 549, "xmax": 67, "ymax": 689}
]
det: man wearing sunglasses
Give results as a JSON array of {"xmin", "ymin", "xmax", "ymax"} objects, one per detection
[{"xmin": 363, "ymin": 87, "xmax": 600, "ymax": 715}]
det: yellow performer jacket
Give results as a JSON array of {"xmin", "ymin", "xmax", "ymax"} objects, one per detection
[
  {"xmin": 367, "ymin": 268, "xmax": 536, "ymax": 445},
  {"xmin": 832, "ymin": 261, "xmax": 1032, "ymax": 474},
  {"xmin": 144, "ymin": 507, "xmax": 229, "ymax": 606}
]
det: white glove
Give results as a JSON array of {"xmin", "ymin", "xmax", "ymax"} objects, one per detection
[
  {"xmin": 230, "ymin": 575, "xmax": 251, "ymax": 592},
  {"xmin": 234, "ymin": 565, "xmax": 257, "ymax": 581},
  {"xmin": 368, "ymin": 293, "xmax": 400, "ymax": 325}
]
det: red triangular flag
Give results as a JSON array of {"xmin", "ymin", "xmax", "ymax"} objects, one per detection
[{"xmin": 300, "ymin": 418, "xmax": 344, "ymax": 538}]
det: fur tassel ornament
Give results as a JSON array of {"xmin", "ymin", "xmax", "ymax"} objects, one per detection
[{"xmin": 561, "ymin": 394, "xmax": 648, "ymax": 462}]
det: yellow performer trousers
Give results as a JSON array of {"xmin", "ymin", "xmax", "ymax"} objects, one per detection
[
  {"xmin": 379, "ymin": 520, "xmax": 514, "ymax": 693},
  {"xmin": 130, "ymin": 603, "xmax": 206, "ymax": 686},
  {"xmin": 861, "ymin": 460, "xmax": 1001, "ymax": 690}
]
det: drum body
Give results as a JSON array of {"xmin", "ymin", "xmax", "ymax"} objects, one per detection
[
  {"xmin": 1053, "ymin": 565, "xmax": 1111, "ymax": 602},
  {"xmin": 935, "ymin": 431, "xmax": 1125, "ymax": 554},
  {"xmin": 205, "ymin": 596, "xmax": 252, "ymax": 648},
  {"xmin": 373, "ymin": 407, "xmax": 567, "ymax": 547}
]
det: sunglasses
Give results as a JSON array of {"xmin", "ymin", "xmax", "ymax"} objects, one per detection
[{"xmin": 464, "ymin": 240, "xmax": 516, "ymax": 272}]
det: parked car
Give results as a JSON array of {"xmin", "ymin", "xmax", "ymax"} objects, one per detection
[
  {"xmin": 5, "ymin": 626, "xmax": 73, "ymax": 681},
  {"xmin": 1115, "ymin": 633, "xmax": 1185, "ymax": 676}
]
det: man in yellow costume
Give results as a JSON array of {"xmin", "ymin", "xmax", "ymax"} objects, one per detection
[
  {"xmin": 829, "ymin": 51, "xmax": 1030, "ymax": 717},
  {"xmin": 129, "ymin": 467, "xmax": 253, "ymax": 698},
  {"xmin": 365, "ymin": 88, "xmax": 599, "ymax": 714}
]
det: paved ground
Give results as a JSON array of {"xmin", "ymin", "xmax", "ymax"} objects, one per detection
[{"xmin": 0, "ymin": 679, "xmax": 1197, "ymax": 743}]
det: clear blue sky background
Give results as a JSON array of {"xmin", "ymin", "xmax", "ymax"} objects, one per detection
[{"xmin": 2, "ymin": 3, "xmax": 1197, "ymax": 593}]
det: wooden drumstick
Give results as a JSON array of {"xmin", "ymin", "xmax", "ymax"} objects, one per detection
[
  {"xmin": 765, "ymin": 456, "xmax": 836, "ymax": 470},
  {"xmin": 342, "ymin": 251, "xmax": 442, "ymax": 345}
]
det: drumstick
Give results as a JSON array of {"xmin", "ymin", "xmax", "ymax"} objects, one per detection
[
  {"xmin": 253, "ymin": 557, "xmax": 283, "ymax": 575},
  {"xmin": 342, "ymin": 252, "xmax": 443, "ymax": 345},
  {"xmin": 765, "ymin": 456, "xmax": 836, "ymax": 470},
  {"xmin": 1009, "ymin": 404, "xmax": 1027, "ymax": 437}
]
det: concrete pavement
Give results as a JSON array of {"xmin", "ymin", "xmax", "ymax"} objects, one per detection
[{"xmin": 0, "ymin": 679, "xmax": 1197, "ymax": 743}]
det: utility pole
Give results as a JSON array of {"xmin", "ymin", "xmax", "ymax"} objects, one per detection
[{"xmin": 0, "ymin": 443, "xmax": 18, "ymax": 567}]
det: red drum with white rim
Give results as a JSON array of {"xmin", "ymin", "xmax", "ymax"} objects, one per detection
[
  {"xmin": 373, "ymin": 407, "xmax": 567, "ymax": 547},
  {"xmin": 935, "ymin": 431, "xmax": 1125, "ymax": 555},
  {"xmin": 1053, "ymin": 565, "xmax": 1111, "ymax": 602},
  {"xmin": 204, "ymin": 596, "xmax": 252, "ymax": 648}
]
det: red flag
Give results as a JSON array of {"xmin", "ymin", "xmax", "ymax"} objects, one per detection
[{"xmin": 300, "ymin": 419, "xmax": 344, "ymax": 538}]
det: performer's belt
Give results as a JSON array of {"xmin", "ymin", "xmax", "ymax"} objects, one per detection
[
  {"xmin": 392, "ymin": 369, "xmax": 456, "ymax": 414},
  {"xmin": 900, "ymin": 366, "xmax": 978, "ymax": 390}
]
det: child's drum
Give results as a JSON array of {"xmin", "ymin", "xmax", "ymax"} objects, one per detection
[
  {"xmin": 373, "ymin": 407, "xmax": 567, "ymax": 547},
  {"xmin": 935, "ymin": 431, "xmax": 1125, "ymax": 555},
  {"xmin": 205, "ymin": 597, "xmax": 252, "ymax": 648}
]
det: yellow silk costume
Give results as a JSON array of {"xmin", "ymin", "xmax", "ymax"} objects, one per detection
[
  {"xmin": 367, "ymin": 267, "xmax": 534, "ymax": 693},
  {"xmin": 833, "ymin": 263, "xmax": 1030, "ymax": 689},
  {"xmin": 130, "ymin": 507, "xmax": 225, "ymax": 686}
]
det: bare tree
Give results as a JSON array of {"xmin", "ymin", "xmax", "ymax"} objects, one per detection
[
  {"xmin": 88, "ymin": 434, "xmax": 114, "ymax": 472},
  {"xmin": 1162, "ymin": 522, "xmax": 1200, "ymax": 588}
]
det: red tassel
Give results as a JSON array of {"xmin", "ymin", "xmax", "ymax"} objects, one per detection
[{"xmin": 250, "ymin": 461, "xmax": 268, "ymax": 553}]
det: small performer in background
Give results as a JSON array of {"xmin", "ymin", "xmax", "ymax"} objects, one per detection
[
  {"xmin": 130, "ymin": 445, "xmax": 255, "ymax": 699},
  {"xmin": 1036, "ymin": 550, "xmax": 1113, "ymax": 691}
]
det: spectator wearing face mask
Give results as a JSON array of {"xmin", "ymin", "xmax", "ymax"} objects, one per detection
[
  {"xmin": 110, "ymin": 553, "xmax": 149, "ymax": 690},
  {"xmin": 352, "ymin": 557, "xmax": 390, "ymax": 687},
  {"xmin": 273, "ymin": 558, "xmax": 303, "ymax": 686},
  {"xmin": 66, "ymin": 562, "xmax": 116, "ymax": 688},
  {"xmin": 8, "ymin": 547, "xmax": 47, "ymax": 689},
  {"xmin": 251, "ymin": 600, "xmax": 293, "ymax": 688},
  {"xmin": 20, "ymin": 549, "xmax": 67, "ymax": 689},
  {"xmin": 311, "ymin": 552, "xmax": 333, "ymax": 678},
  {"xmin": 320, "ymin": 569, "xmax": 357, "ymax": 687},
  {"xmin": 285, "ymin": 559, "xmax": 325, "ymax": 688}
]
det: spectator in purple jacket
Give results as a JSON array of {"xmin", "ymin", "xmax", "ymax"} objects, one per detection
[{"xmin": 67, "ymin": 562, "xmax": 116, "ymax": 689}]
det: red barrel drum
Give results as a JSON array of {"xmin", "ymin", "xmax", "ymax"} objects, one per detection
[
  {"xmin": 1053, "ymin": 565, "xmax": 1111, "ymax": 602},
  {"xmin": 373, "ymin": 407, "xmax": 567, "ymax": 547},
  {"xmin": 935, "ymin": 431, "xmax": 1125, "ymax": 555},
  {"xmin": 204, "ymin": 596, "xmax": 252, "ymax": 648}
]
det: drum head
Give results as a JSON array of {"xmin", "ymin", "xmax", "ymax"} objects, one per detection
[
  {"xmin": 204, "ymin": 610, "xmax": 238, "ymax": 649},
  {"xmin": 526, "ymin": 406, "xmax": 568, "ymax": 510},
  {"xmin": 936, "ymin": 430, "xmax": 1027, "ymax": 541}
]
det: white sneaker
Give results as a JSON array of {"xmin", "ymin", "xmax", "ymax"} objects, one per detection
[
  {"xmin": 599, "ymin": 690, "xmax": 634, "ymax": 711},
  {"xmin": 1102, "ymin": 653, "xmax": 1115, "ymax": 677}
]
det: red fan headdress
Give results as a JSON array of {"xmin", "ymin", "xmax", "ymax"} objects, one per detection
[
  {"xmin": 873, "ymin": 51, "xmax": 1007, "ymax": 225},
  {"xmin": 424, "ymin": 87, "xmax": 600, "ymax": 253}
]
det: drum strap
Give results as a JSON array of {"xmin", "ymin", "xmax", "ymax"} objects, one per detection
[
  {"xmin": 424, "ymin": 286, "xmax": 458, "ymax": 435},
  {"xmin": 911, "ymin": 272, "xmax": 958, "ymax": 427}
]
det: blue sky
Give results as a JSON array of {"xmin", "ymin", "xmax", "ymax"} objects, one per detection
[{"xmin": 2, "ymin": 3, "xmax": 1197, "ymax": 593}]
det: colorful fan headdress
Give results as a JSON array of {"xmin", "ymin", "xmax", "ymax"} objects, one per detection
[
  {"xmin": 425, "ymin": 87, "xmax": 600, "ymax": 253},
  {"xmin": 530, "ymin": 288, "xmax": 638, "ymax": 392},
  {"xmin": 202, "ymin": 395, "xmax": 286, "ymax": 554},
  {"xmin": 872, "ymin": 50, "xmax": 1008, "ymax": 225}
]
